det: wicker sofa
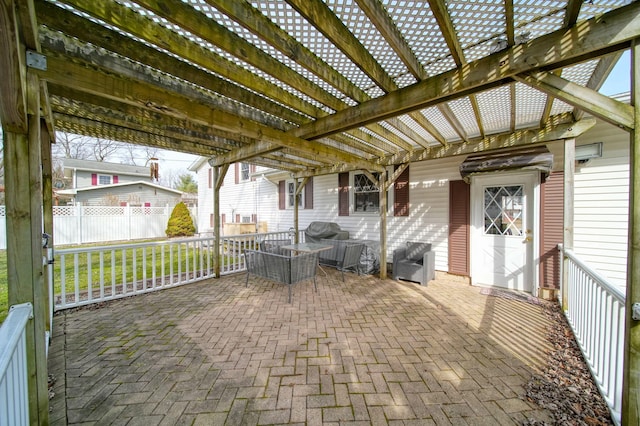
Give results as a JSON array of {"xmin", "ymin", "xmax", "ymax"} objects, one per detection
[{"xmin": 244, "ymin": 249, "xmax": 319, "ymax": 302}]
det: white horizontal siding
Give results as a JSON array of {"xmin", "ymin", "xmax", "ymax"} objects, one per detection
[
  {"xmin": 191, "ymin": 117, "xmax": 631, "ymax": 289},
  {"xmin": 573, "ymin": 120, "xmax": 630, "ymax": 290}
]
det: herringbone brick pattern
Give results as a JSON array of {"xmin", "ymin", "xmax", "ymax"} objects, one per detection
[{"xmin": 48, "ymin": 270, "xmax": 554, "ymax": 425}]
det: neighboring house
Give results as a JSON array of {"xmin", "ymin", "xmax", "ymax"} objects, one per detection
[
  {"xmin": 191, "ymin": 112, "xmax": 630, "ymax": 298},
  {"xmin": 56, "ymin": 158, "xmax": 182, "ymax": 207},
  {"xmin": 57, "ymin": 181, "xmax": 183, "ymax": 207}
]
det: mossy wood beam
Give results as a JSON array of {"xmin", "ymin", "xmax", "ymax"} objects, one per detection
[
  {"xmin": 385, "ymin": 115, "xmax": 596, "ymax": 165},
  {"xmin": 50, "ymin": 0, "xmax": 395, "ymax": 158},
  {"xmin": 41, "ymin": 44, "xmax": 288, "ymax": 131},
  {"xmin": 284, "ymin": 0, "xmax": 438, "ymax": 148},
  {"xmin": 294, "ymin": 2, "xmax": 640, "ymax": 141},
  {"xmin": 48, "ymin": 90, "xmax": 247, "ymax": 151},
  {"xmin": 127, "ymin": 0, "xmax": 409, "ymax": 152},
  {"xmin": 622, "ymin": 37, "xmax": 640, "ymax": 425},
  {"xmin": 52, "ymin": 114, "xmax": 225, "ymax": 157},
  {"xmin": 50, "ymin": 89, "xmax": 343, "ymax": 169},
  {"xmin": 205, "ymin": 0, "xmax": 430, "ymax": 151},
  {"xmin": 0, "ymin": 0, "xmax": 27, "ymax": 133},
  {"xmin": 37, "ymin": 56, "xmax": 382, "ymax": 172},
  {"xmin": 55, "ymin": 0, "xmax": 323, "ymax": 121},
  {"xmin": 514, "ymin": 71, "xmax": 635, "ymax": 131},
  {"xmin": 564, "ymin": 0, "xmax": 583, "ymax": 28},
  {"xmin": 574, "ymin": 52, "xmax": 623, "ymax": 121},
  {"xmin": 36, "ymin": 7, "xmax": 310, "ymax": 125}
]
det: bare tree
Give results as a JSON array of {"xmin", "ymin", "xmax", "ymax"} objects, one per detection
[
  {"xmin": 120, "ymin": 144, "xmax": 162, "ymax": 166},
  {"xmin": 92, "ymin": 138, "xmax": 122, "ymax": 162},
  {"xmin": 53, "ymin": 132, "xmax": 94, "ymax": 160}
]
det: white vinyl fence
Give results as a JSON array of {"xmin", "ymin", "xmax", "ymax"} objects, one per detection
[
  {"xmin": 0, "ymin": 205, "xmax": 197, "ymax": 248},
  {"xmin": 559, "ymin": 244, "xmax": 625, "ymax": 425}
]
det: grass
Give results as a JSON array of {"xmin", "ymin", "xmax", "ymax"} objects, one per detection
[{"xmin": 0, "ymin": 240, "xmax": 246, "ymax": 324}]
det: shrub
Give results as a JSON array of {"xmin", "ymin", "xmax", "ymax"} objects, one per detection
[{"xmin": 166, "ymin": 202, "xmax": 196, "ymax": 237}]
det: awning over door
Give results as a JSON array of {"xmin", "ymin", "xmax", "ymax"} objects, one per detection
[{"xmin": 459, "ymin": 146, "xmax": 553, "ymax": 182}]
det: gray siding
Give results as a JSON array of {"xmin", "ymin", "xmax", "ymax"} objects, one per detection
[{"xmin": 76, "ymin": 185, "xmax": 180, "ymax": 207}]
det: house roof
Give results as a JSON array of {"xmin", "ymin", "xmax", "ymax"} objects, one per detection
[
  {"xmin": 56, "ymin": 181, "xmax": 183, "ymax": 196},
  {"xmin": 62, "ymin": 158, "xmax": 152, "ymax": 177},
  {"xmin": 3, "ymin": 1, "xmax": 637, "ymax": 178}
]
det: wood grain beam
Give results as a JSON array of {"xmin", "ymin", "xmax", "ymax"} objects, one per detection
[
  {"xmin": 357, "ymin": 0, "xmax": 467, "ymax": 142},
  {"xmin": 0, "ymin": 0, "xmax": 27, "ymax": 133},
  {"xmin": 204, "ymin": 0, "xmax": 431, "ymax": 150},
  {"xmin": 36, "ymin": 55, "xmax": 384, "ymax": 171},
  {"xmin": 427, "ymin": 0, "xmax": 464, "ymax": 67},
  {"xmin": 284, "ymin": 0, "xmax": 438, "ymax": 146},
  {"xmin": 564, "ymin": 0, "xmax": 583, "ymax": 28},
  {"xmin": 574, "ymin": 52, "xmax": 623, "ymax": 121},
  {"xmin": 293, "ymin": 2, "xmax": 640, "ymax": 140},
  {"xmin": 285, "ymin": 0, "xmax": 394, "ymax": 92},
  {"xmin": 384, "ymin": 115, "xmax": 596, "ymax": 166},
  {"xmin": 514, "ymin": 71, "xmax": 634, "ymax": 130},
  {"xmin": 56, "ymin": 0, "xmax": 324, "ymax": 120}
]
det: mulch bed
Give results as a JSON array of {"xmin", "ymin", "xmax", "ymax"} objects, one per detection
[{"xmin": 522, "ymin": 300, "xmax": 614, "ymax": 425}]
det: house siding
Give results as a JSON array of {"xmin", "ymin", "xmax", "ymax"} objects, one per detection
[
  {"xmin": 574, "ymin": 120, "xmax": 630, "ymax": 290},
  {"xmin": 192, "ymin": 118, "xmax": 630, "ymax": 291},
  {"xmin": 75, "ymin": 185, "xmax": 180, "ymax": 207}
]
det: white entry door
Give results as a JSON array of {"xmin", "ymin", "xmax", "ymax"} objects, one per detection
[{"xmin": 471, "ymin": 172, "xmax": 538, "ymax": 293}]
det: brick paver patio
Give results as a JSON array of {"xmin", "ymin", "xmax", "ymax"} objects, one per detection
[{"xmin": 48, "ymin": 269, "xmax": 555, "ymax": 425}]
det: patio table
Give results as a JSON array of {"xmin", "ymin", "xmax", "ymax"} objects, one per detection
[{"xmin": 281, "ymin": 243, "xmax": 333, "ymax": 275}]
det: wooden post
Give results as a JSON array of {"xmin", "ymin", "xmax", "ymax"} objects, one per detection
[
  {"xmin": 293, "ymin": 177, "xmax": 309, "ymax": 244},
  {"xmin": 5, "ymin": 71, "xmax": 49, "ymax": 424},
  {"xmin": 212, "ymin": 164, "xmax": 229, "ymax": 278},
  {"xmin": 212, "ymin": 165, "xmax": 220, "ymax": 278},
  {"xmin": 40, "ymin": 119, "xmax": 53, "ymax": 337},
  {"xmin": 562, "ymin": 138, "xmax": 575, "ymax": 311},
  {"xmin": 379, "ymin": 172, "xmax": 387, "ymax": 279},
  {"xmin": 623, "ymin": 38, "xmax": 640, "ymax": 425},
  {"xmin": 293, "ymin": 178, "xmax": 299, "ymax": 243}
]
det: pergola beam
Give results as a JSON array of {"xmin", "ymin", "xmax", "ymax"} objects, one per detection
[
  {"xmin": 293, "ymin": 2, "xmax": 640, "ymax": 140},
  {"xmin": 514, "ymin": 71, "xmax": 635, "ymax": 131},
  {"xmin": 37, "ymin": 53, "xmax": 384, "ymax": 171},
  {"xmin": 0, "ymin": 0, "xmax": 27, "ymax": 133}
]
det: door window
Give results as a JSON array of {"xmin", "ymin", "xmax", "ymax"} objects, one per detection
[{"xmin": 483, "ymin": 185, "xmax": 523, "ymax": 236}]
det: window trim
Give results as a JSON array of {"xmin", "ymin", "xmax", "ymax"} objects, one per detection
[
  {"xmin": 285, "ymin": 179, "xmax": 304, "ymax": 210},
  {"xmin": 350, "ymin": 170, "xmax": 392, "ymax": 215},
  {"xmin": 97, "ymin": 174, "xmax": 112, "ymax": 185}
]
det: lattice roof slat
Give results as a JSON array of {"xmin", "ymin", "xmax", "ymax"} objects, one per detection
[{"xmin": 1, "ymin": 0, "xmax": 635, "ymax": 177}]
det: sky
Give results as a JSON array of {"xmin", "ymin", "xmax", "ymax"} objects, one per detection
[{"xmin": 155, "ymin": 50, "xmax": 634, "ymax": 177}]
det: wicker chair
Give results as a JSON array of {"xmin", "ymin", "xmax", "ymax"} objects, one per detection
[
  {"xmin": 392, "ymin": 241, "xmax": 435, "ymax": 286},
  {"xmin": 337, "ymin": 243, "xmax": 365, "ymax": 282},
  {"xmin": 259, "ymin": 238, "xmax": 292, "ymax": 255},
  {"xmin": 244, "ymin": 249, "xmax": 319, "ymax": 303}
]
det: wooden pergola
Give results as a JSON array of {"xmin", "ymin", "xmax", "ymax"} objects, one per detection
[{"xmin": 1, "ymin": 0, "xmax": 639, "ymax": 423}]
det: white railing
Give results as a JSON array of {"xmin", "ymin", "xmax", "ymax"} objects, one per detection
[
  {"xmin": 559, "ymin": 245, "xmax": 625, "ymax": 425},
  {"xmin": 54, "ymin": 231, "xmax": 296, "ymax": 310},
  {"xmin": 0, "ymin": 303, "xmax": 33, "ymax": 426}
]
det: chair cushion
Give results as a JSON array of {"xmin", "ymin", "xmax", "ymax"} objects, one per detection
[{"xmin": 406, "ymin": 242, "xmax": 431, "ymax": 262}]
